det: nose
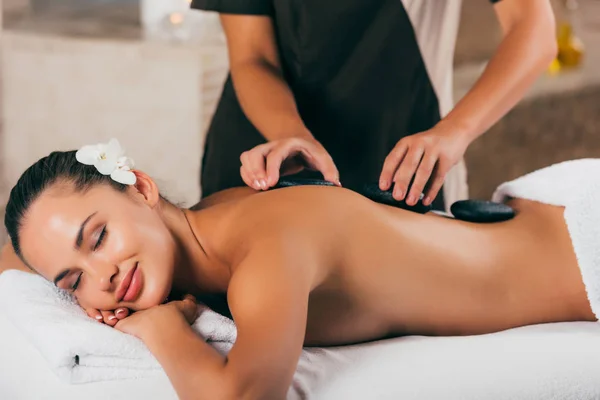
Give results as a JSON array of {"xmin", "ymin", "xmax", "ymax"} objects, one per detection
[{"xmin": 88, "ymin": 259, "xmax": 119, "ymax": 292}]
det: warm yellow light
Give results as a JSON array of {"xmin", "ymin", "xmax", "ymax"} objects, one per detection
[{"xmin": 169, "ymin": 12, "xmax": 184, "ymax": 25}]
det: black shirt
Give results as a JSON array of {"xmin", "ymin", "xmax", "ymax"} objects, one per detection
[{"xmin": 192, "ymin": 0, "xmax": 500, "ymax": 210}]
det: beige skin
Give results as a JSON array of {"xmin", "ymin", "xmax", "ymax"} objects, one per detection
[{"xmin": 0, "ymin": 170, "xmax": 595, "ymax": 400}]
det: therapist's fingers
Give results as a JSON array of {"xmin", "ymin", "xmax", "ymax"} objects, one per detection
[
  {"xmin": 266, "ymin": 151, "xmax": 307, "ymax": 185},
  {"xmin": 380, "ymin": 143, "xmax": 408, "ymax": 191},
  {"xmin": 278, "ymin": 138, "xmax": 340, "ymax": 186},
  {"xmin": 393, "ymin": 147, "xmax": 424, "ymax": 201},
  {"xmin": 265, "ymin": 146, "xmax": 288, "ymax": 187},
  {"xmin": 265, "ymin": 138, "xmax": 331, "ymax": 186},
  {"xmin": 406, "ymin": 151, "xmax": 438, "ymax": 206},
  {"xmin": 240, "ymin": 165, "xmax": 255, "ymax": 190},
  {"xmin": 307, "ymin": 147, "xmax": 341, "ymax": 186},
  {"xmin": 240, "ymin": 144, "xmax": 271, "ymax": 190},
  {"xmin": 423, "ymin": 163, "xmax": 448, "ymax": 207}
]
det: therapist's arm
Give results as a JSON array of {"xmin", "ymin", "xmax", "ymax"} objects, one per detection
[
  {"xmin": 438, "ymin": 0, "xmax": 557, "ymax": 140},
  {"xmin": 220, "ymin": 15, "xmax": 311, "ymax": 141},
  {"xmin": 385, "ymin": 0, "xmax": 558, "ymax": 205},
  {"xmin": 220, "ymin": 15, "xmax": 340, "ymax": 190}
]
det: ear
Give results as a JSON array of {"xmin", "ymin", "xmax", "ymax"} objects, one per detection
[{"xmin": 130, "ymin": 170, "xmax": 160, "ymax": 208}]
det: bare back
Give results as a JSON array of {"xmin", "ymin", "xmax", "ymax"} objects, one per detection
[{"xmin": 187, "ymin": 186, "xmax": 596, "ymax": 346}]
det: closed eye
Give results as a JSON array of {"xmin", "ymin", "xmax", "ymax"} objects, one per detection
[
  {"xmin": 72, "ymin": 272, "xmax": 83, "ymax": 291},
  {"xmin": 93, "ymin": 225, "xmax": 107, "ymax": 251}
]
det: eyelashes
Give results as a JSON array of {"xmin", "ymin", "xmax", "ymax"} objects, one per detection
[
  {"xmin": 93, "ymin": 225, "xmax": 107, "ymax": 251},
  {"xmin": 70, "ymin": 225, "xmax": 108, "ymax": 292},
  {"xmin": 72, "ymin": 272, "xmax": 83, "ymax": 291}
]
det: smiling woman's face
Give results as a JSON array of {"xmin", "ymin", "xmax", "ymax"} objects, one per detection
[{"xmin": 18, "ymin": 182, "xmax": 177, "ymax": 312}]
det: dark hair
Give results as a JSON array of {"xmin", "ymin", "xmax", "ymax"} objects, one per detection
[{"xmin": 4, "ymin": 150, "xmax": 127, "ymax": 261}]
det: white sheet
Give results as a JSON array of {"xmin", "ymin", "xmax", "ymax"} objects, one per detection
[{"xmin": 3, "ymin": 308, "xmax": 600, "ymax": 400}]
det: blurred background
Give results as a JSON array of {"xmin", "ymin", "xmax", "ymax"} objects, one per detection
[{"xmin": 0, "ymin": 0, "xmax": 599, "ymax": 244}]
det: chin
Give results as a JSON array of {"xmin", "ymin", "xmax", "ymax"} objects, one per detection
[{"xmin": 133, "ymin": 267, "xmax": 173, "ymax": 311}]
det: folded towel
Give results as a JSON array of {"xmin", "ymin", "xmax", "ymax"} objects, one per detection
[
  {"xmin": 0, "ymin": 269, "xmax": 237, "ymax": 383},
  {"xmin": 492, "ymin": 158, "xmax": 600, "ymax": 320}
]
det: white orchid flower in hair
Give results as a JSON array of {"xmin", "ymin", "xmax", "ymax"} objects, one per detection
[{"xmin": 75, "ymin": 138, "xmax": 137, "ymax": 185}]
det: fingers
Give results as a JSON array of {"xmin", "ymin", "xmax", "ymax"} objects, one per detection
[
  {"xmin": 266, "ymin": 138, "xmax": 339, "ymax": 186},
  {"xmin": 115, "ymin": 308, "xmax": 129, "ymax": 320},
  {"xmin": 86, "ymin": 308, "xmax": 104, "ymax": 323},
  {"xmin": 179, "ymin": 295, "xmax": 198, "ymax": 324},
  {"xmin": 101, "ymin": 310, "xmax": 119, "ymax": 326},
  {"xmin": 380, "ymin": 143, "xmax": 408, "ymax": 191},
  {"xmin": 183, "ymin": 294, "xmax": 197, "ymax": 303},
  {"xmin": 87, "ymin": 308, "xmax": 129, "ymax": 325},
  {"xmin": 306, "ymin": 148, "xmax": 340, "ymax": 186},
  {"xmin": 240, "ymin": 165, "xmax": 254, "ymax": 189},
  {"xmin": 240, "ymin": 165, "xmax": 253, "ymax": 189},
  {"xmin": 279, "ymin": 157, "xmax": 306, "ymax": 178},
  {"xmin": 240, "ymin": 143, "xmax": 271, "ymax": 190},
  {"xmin": 423, "ymin": 162, "xmax": 448, "ymax": 206},
  {"xmin": 393, "ymin": 147, "xmax": 424, "ymax": 201},
  {"xmin": 406, "ymin": 152, "xmax": 438, "ymax": 206},
  {"xmin": 242, "ymin": 137, "xmax": 339, "ymax": 189},
  {"xmin": 266, "ymin": 138, "xmax": 310, "ymax": 186},
  {"xmin": 265, "ymin": 147, "xmax": 287, "ymax": 187}
]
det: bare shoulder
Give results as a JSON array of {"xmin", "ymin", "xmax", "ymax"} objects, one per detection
[
  {"xmin": 227, "ymin": 233, "xmax": 325, "ymax": 303},
  {"xmin": 187, "ymin": 186, "xmax": 357, "ymax": 269},
  {"xmin": 189, "ymin": 187, "xmax": 257, "ymax": 211}
]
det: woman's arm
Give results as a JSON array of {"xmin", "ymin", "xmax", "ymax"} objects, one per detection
[
  {"xmin": 140, "ymin": 241, "xmax": 313, "ymax": 400},
  {"xmin": 221, "ymin": 15, "xmax": 310, "ymax": 141}
]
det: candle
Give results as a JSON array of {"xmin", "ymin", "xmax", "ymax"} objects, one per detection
[{"xmin": 140, "ymin": 0, "xmax": 189, "ymax": 28}]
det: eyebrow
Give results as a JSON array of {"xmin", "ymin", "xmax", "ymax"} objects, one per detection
[
  {"xmin": 52, "ymin": 212, "xmax": 96, "ymax": 285},
  {"xmin": 75, "ymin": 212, "xmax": 96, "ymax": 250}
]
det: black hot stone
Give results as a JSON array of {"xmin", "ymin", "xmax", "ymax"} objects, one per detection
[
  {"xmin": 358, "ymin": 184, "xmax": 432, "ymax": 214},
  {"xmin": 450, "ymin": 200, "xmax": 515, "ymax": 223}
]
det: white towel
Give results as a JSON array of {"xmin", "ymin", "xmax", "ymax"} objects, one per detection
[
  {"xmin": 492, "ymin": 158, "xmax": 600, "ymax": 320},
  {"xmin": 0, "ymin": 269, "xmax": 237, "ymax": 384}
]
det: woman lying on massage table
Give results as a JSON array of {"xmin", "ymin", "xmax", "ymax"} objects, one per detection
[{"xmin": 1, "ymin": 141, "xmax": 595, "ymax": 400}]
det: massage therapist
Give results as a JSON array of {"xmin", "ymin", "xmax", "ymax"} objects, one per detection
[{"xmin": 192, "ymin": 0, "xmax": 556, "ymax": 210}]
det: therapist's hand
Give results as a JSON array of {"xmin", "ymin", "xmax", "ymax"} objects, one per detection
[
  {"xmin": 240, "ymin": 137, "xmax": 342, "ymax": 190},
  {"xmin": 379, "ymin": 127, "xmax": 470, "ymax": 206}
]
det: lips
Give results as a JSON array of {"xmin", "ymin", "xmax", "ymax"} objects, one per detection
[{"xmin": 117, "ymin": 262, "xmax": 143, "ymax": 303}]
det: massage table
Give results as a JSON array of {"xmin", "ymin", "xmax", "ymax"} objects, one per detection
[
  {"xmin": 4, "ymin": 161, "xmax": 600, "ymax": 399},
  {"xmin": 3, "ymin": 308, "xmax": 600, "ymax": 399}
]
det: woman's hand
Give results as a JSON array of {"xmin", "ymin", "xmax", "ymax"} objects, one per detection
[
  {"xmin": 114, "ymin": 295, "xmax": 198, "ymax": 341},
  {"xmin": 86, "ymin": 307, "xmax": 130, "ymax": 327},
  {"xmin": 240, "ymin": 137, "xmax": 341, "ymax": 191},
  {"xmin": 379, "ymin": 127, "xmax": 471, "ymax": 206}
]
